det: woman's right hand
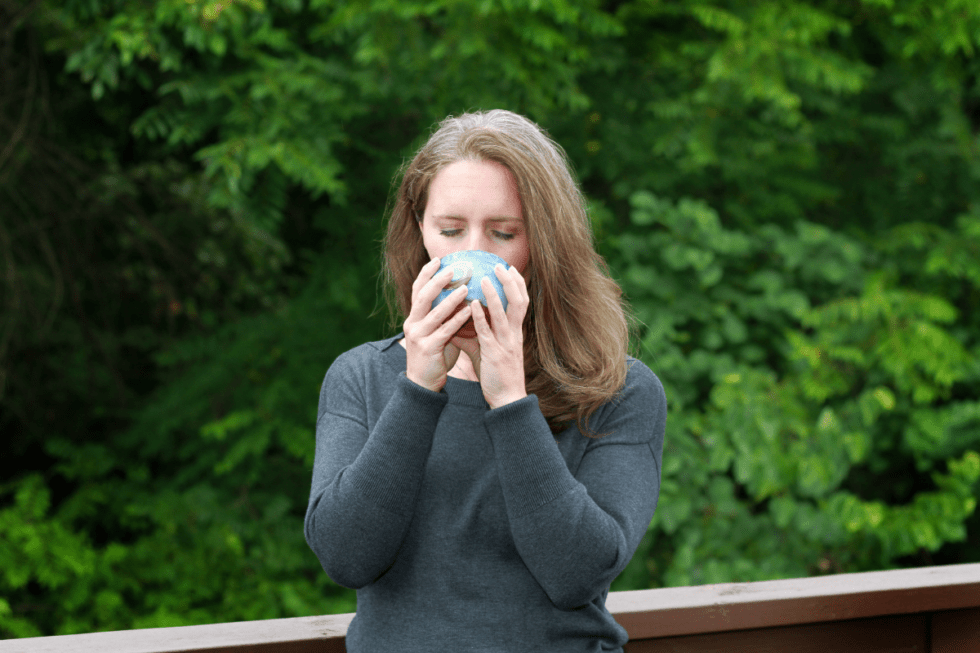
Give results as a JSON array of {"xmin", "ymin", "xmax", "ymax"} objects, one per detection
[{"xmin": 403, "ymin": 258, "xmax": 473, "ymax": 392}]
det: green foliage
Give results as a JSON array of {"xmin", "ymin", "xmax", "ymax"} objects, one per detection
[
  {"xmin": 607, "ymin": 190, "xmax": 979, "ymax": 588},
  {"xmin": 3, "ymin": 0, "xmax": 980, "ymax": 638}
]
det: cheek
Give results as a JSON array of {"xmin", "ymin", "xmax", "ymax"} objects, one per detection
[
  {"xmin": 509, "ymin": 237, "xmax": 530, "ymax": 275},
  {"xmin": 419, "ymin": 223, "xmax": 443, "ymax": 257}
]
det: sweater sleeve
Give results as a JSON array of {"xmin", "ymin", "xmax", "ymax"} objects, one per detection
[
  {"xmin": 304, "ymin": 353, "xmax": 447, "ymax": 589},
  {"xmin": 483, "ymin": 361, "xmax": 666, "ymax": 610}
]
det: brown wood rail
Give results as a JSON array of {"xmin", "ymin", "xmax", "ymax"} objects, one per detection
[{"xmin": 3, "ymin": 563, "xmax": 978, "ymax": 652}]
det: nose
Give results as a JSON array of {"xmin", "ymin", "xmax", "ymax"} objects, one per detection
[{"xmin": 465, "ymin": 231, "xmax": 491, "ymax": 253}]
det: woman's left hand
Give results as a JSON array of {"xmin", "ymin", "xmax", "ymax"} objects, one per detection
[{"xmin": 452, "ymin": 264, "xmax": 530, "ymax": 409}]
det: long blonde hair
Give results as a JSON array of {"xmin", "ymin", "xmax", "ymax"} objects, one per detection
[{"xmin": 383, "ymin": 110, "xmax": 631, "ymax": 436}]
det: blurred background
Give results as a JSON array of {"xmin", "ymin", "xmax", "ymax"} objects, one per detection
[{"xmin": 2, "ymin": 0, "xmax": 979, "ymax": 639}]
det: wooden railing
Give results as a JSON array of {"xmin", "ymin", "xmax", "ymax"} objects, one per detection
[{"xmin": 4, "ymin": 563, "xmax": 979, "ymax": 652}]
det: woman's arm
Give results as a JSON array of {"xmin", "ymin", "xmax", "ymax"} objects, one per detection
[
  {"xmin": 484, "ymin": 361, "xmax": 666, "ymax": 610},
  {"xmin": 306, "ymin": 256, "xmax": 472, "ymax": 588},
  {"xmin": 304, "ymin": 356, "xmax": 447, "ymax": 589}
]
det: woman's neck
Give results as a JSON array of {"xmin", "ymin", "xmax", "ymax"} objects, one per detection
[{"xmin": 448, "ymin": 346, "xmax": 479, "ymax": 382}]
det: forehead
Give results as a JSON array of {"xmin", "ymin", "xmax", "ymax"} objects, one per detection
[{"xmin": 425, "ymin": 159, "xmax": 522, "ymax": 219}]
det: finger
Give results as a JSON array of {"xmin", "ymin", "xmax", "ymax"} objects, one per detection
[
  {"xmin": 409, "ymin": 266, "xmax": 457, "ymax": 319},
  {"xmin": 443, "ymin": 341, "xmax": 462, "ymax": 369},
  {"xmin": 409, "ymin": 259, "xmax": 443, "ymax": 312},
  {"xmin": 423, "ymin": 284, "xmax": 471, "ymax": 327},
  {"xmin": 436, "ymin": 303, "xmax": 473, "ymax": 339},
  {"xmin": 423, "ymin": 266, "xmax": 459, "ymax": 300},
  {"xmin": 505, "ymin": 267, "xmax": 530, "ymax": 322},
  {"xmin": 481, "ymin": 276, "xmax": 508, "ymax": 328},
  {"xmin": 497, "ymin": 264, "xmax": 528, "ymax": 308},
  {"xmin": 471, "ymin": 298, "xmax": 494, "ymax": 341},
  {"xmin": 508, "ymin": 265, "xmax": 530, "ymax": 305},
  {"xmin": 452, "ymin": 334, "xmax": 480, "ymax": 356},
  {"xmin": 490, "ymin": 266, "xmax": 527, "ymax": 328},
  {"xmin": 491, "ymin": 264, "xmax": 517, "ymax": 308},
  {"xmin": 452, "ymin": 335, "xmax": 481, "ymax": 377},
  {"xmin": 411, "ymin": 257, "xmax": 442, "ymax": 298}
]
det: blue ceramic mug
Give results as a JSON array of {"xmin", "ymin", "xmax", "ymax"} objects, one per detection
[{"xmin": 431, "ymin": 250, "xmax": 510, "ymax": 313}]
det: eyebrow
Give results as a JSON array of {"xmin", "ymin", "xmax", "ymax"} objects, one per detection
[{"xmin": 431, "ymin": 214, "xmax": 523, "ymax": 223}]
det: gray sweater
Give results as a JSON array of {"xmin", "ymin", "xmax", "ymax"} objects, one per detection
[{"xmin": 305, "ymin": 335, "xmax": 666, "ymax": 652}]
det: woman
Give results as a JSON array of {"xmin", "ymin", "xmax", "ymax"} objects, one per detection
[{"xmin": 304, "ymin": 110, "xmax": 666, "ymax": 652}]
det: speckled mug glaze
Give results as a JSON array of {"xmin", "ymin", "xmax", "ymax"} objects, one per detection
[{"xmin": 431, "ymin": 250, "xmax": 510, "ymax": 313}]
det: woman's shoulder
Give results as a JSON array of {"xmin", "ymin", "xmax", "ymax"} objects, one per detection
[
  {"xmin": 623, "ymin": 356, "xmax": 666, "ymax": 402},
  {"xmin": 327, "ymin": 334, "xmax": 403, "ymax": 372},
  {"xmin": 317, "ymin": 335, "xmax": 404, "ymax": 415},
  {"xmin": 585, "ymin": 357, "xmax": 667, "ymax": 446},
  {"xmin": 320, "ymin": 334, "xmax": 404, "ymax": 391}
]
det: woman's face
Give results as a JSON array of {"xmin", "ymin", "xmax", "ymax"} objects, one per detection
[{"xmin": 419, "ymin": 159, "xmax": 530, "ymax": 274}]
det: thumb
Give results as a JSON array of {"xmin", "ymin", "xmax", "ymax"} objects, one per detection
[
  {"xmin": 451, "ymin": 336, "xmax": 481, "ymax": 375},
  {"xmin": 452, "ymin": 335, "xmax": 479, "ymax": 358},
  {"xmin": 444, "ymin": 342, "xmax": 462, "ymax": 368}
]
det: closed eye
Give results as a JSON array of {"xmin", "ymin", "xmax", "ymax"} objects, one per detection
[
  {"xmin": 493, "ymin": 231, "xmax": 515, "ymax": 241},
  {"xmin": 440, "ymin": 229, "xmax": 462, "ymax": 237}
]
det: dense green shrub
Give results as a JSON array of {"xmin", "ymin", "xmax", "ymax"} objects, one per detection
[{"xmin": 1, "ymin": 0, "xmax": 978, "ymax": 637}]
